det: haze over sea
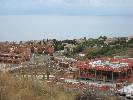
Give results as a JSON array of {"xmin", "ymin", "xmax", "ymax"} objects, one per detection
[
  {"xmin": 1, "ymin": 0, "xmax": 133, "ymax": 41},
  {"xmin": 0, "ymin": 15, "xmax": 133, "ymax": 41}
]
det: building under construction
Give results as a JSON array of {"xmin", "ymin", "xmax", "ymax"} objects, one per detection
[{"xmin": 75, "ymin": 58, "xmax": 133, "ymax": 82}]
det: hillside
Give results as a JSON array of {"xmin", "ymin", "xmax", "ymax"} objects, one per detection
[{"xmin": 72, "ymin": 36, "xmax": 133, "ymax": 59}]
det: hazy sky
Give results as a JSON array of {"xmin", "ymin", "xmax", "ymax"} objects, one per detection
[
  {"xmin": 0, "ymin": 0, "xmax": 133, "ymax": 41},
  {"xmin": 0, "ymin": 0, "xmax": 133, "ymax": 15}
]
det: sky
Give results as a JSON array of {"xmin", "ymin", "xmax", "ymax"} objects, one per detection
[
  {"xmin": 0, "ymin": 0, "xmax": 133, "ymax": 15},
  {"xmin": 0, "ymin": 0, "xmax": 133, "ymax": 41}
]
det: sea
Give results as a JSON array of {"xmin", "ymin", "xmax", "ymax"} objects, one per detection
[{"xmin": 0, "ymin": 15, "xmax": 133, "ymax": 41}]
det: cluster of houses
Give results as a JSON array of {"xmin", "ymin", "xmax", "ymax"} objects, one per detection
[
  {"xmin": 0, "ymin": 40, "xmax": 54, "ymax": 64},
  {"xmin": 0, "ymin": 43, "xmax": 31, "ymax": 64},
  {"xmin": 26, "ymin": 40, "xmax": 54, "ymax": 54}
]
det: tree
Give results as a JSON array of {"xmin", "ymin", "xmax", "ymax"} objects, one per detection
[
  {"xmin": 98, "ymin": 36, "xmax": 107, "ymax": 41},
  {"xmin": 73, "ymin": 44, "xmax": 84, "ymax": 54}
]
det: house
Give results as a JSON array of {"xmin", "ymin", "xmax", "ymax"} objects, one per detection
[
  {"xmin": 64, "ymin": 44, "xmax": 76, "ymax": 53},
  {"xmin": 104, "ymin": 37, "xmax": 118, "ymax": 45}
]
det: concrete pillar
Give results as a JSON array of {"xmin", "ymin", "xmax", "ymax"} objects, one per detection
[
  {"xmin": 112, "ymin": 72, "xmax": 114, "ymax": 82},
  {"xmin": 95, "ymin": 69, "xmax": 97, "ymax": 81}
]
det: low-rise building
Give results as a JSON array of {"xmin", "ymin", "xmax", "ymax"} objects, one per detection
[
  {"xmin": 0, "ymin": 43, "xmax": 31, "ymax": 64},
  {"xmin": 75, "ymin": 58, "xmax": 133, "ymax": 82},
  {"xmin": 64, "ymin": 44, "xmax": 76, "ymax": 53},
  {"xmin": 104, "ymin": 37, "xmax": 118, "ymax": 45}
]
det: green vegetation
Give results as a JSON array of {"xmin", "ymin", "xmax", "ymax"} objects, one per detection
[
  {"xmin": 52, "ymin": 39, "xmax": 64, "ymax": 51},
  {"xmin": 73, "ymin": 36, "xmax": 133, "ymax": 58},
  {"xmin": 52, "ymin": 36, "xmax": 133, "ymax": 58},
  {"xmin": 52, "ymin": 39, "xmax": 76, "ymax": 51},
  {"xmin": 73, "ymin": 43, "xmax": 85, "ymax": 54}
]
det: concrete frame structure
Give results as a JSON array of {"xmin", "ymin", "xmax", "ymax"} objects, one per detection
[{"xmin": 75, "ymin": 58, "xmax": 133, "ymax": 82}]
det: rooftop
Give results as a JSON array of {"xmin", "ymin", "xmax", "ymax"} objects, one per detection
[{"xmin": 76, "ymin": 58, "xmax": 133, "ymax": 72}]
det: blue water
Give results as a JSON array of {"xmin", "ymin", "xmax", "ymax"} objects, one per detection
[{"xmin": 0, "ymin": 15, "xmax": 133, "ymax": 41}]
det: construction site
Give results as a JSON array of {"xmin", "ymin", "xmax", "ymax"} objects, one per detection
[
  {"xmin": 0, "ymin": 41, "xmax": 133, "ymax": 99},
  {"xmin": 75, "ymin": 58, "xmax": 133, "ymax": 82}
]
